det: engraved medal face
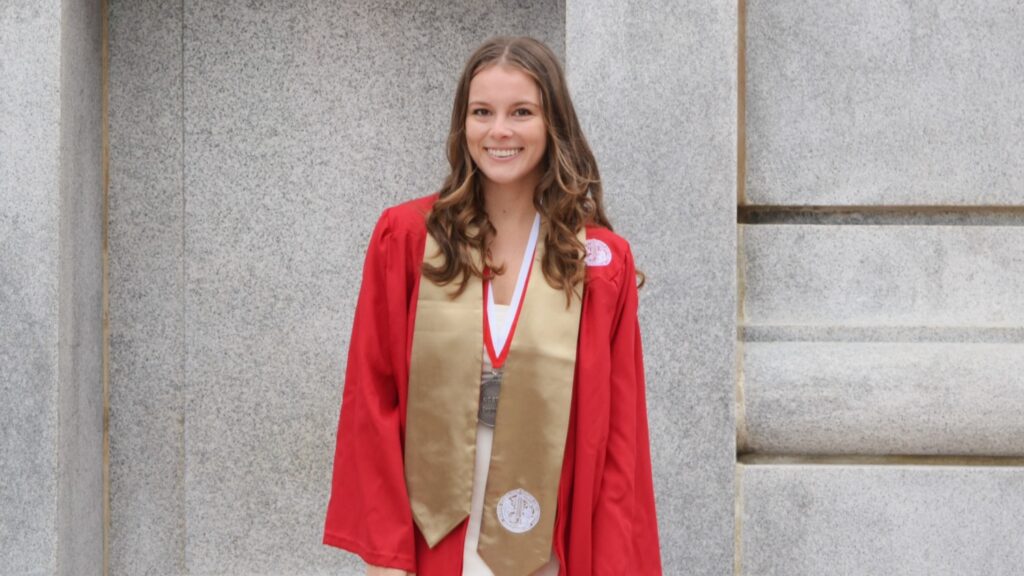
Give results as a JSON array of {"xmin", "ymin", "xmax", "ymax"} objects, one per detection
[
  {"xmin": 496, "ymin": 488, "xmax": 541, "ymax": 533},
  {"xmin": 478, "ymin": 368, "xmax": 502, "ymax": 427}
]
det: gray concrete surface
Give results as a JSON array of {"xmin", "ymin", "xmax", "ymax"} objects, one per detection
[
  {"xmin": 745, "ymin": 0, "xmax": 1024, "ymax": 206},
  {"xmin": 1, "ymin": 0, "xmax": 103, "ymax": 573},
  {"xmin": 567, "ymin": 1, "xmax": 738, "ymax": 573},
  {"xmin": 743, "ymin": 225, "xmax": 1024, "ymax": 327},
  {"xmin": 740, "ymin": 464, "xmax": 1024, "ymax": 575},
  {"xmin": 107, "ymin": 0, "xmax": 187, "ymax": 573},
  {"xmin": 0, "ymin": 1, "xmax": 62, "ymax": 572},
  {"xmin": 57, "ymin": 0, "xmax": 105, "ymax": 573},
  {"xmin": 743, "ymin": 342, "xmax": 1024, "ymax": 456}
]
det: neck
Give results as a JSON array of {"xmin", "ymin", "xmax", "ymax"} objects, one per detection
[{"xmin": 482, "ymin": 179, "xmax": 538, "ymax": 235}]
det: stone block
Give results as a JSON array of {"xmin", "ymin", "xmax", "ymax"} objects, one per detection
[
  {"xmin": 568, "ymin": 1, "xmax": 738, "ymax": 573},
  {"xmin": 107, "ymin": 0, "xmax": 187, "ymax": 573},
  {"xmin": 745, "ymin": 0, "xmax": 1024, "ymax": 206},
  {"xmin": 742, "ymin": 225, "xmax": 1024, "ymax": 326},
  {"xmin": 740, "ymin": 464, "xmax": 1024, "ymax": 575},
  {"xmin": 56, "ymin": 0, "xmax": 105, "ymax": 573},
  {"xmin": 105, "ymin": 0, "xmax": 190, "ymax": 569},
  {"xmin": 742, "ymin": 342, "xmax": 1024, "ymax": 456},
  {"xmin": 0, "ymin": 5, "xmax": 61, "ymax": 565}
]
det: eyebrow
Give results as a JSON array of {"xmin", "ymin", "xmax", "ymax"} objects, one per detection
[{"xmin": 468, "ymin": 100, "xmax": 540, "ymax": 107}]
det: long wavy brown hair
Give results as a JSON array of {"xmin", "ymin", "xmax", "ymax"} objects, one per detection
[{"xmin": 423, "ymin": 36, "xmax": 634, "ymax": 304}]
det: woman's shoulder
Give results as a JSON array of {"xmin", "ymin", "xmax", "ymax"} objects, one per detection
[
  {"xmin": 375, "ymin": 193, "xmax": 438, "ymax": 238},
  {"xmin": 583, "ymin": 224, "xmax": 633, "ymax": 255},
  {"xmin": 583, "ymin": 224, "xmax": 636, "ymax": 284}
]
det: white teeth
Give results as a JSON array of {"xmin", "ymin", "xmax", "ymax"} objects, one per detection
[{"xmin": 487, "ymin": 148, "xmax": 522, "ymax": 158}]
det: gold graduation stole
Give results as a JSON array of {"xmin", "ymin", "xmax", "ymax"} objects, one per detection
[{"xmin": 405, "ymin": 222, "xmax": 584, "ymax": 576}]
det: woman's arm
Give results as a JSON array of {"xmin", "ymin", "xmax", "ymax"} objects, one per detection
[
  {"xmin": 323, "ymin": 209, "xmax": 417, "ymax": 573},
  {"xmin": 591, "ymin": 244, "xmax": 662, "ymax": 575}
]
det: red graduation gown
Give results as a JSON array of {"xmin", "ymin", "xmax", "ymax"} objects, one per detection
[{"xmin": 323, "ymin": 194, "xmax": 662, "ymax": 575}]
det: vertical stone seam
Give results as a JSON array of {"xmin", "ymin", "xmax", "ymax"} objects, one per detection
[
  {"xmin": 734, "ymin": 228, "xmax": 748, "ymax": 454},
  {"xmin": 179, "ymin": 0, "xmax": 189, "ymax": 571},
  {"xmin": 56, "ymin": 3, "xmax": 67, "ymax": 573},
  {"xmin": 562, "ymin": 0, "xmax": 567, "ymax": 70},
  {"xmin": 734, "ymin": 0, "xmax": 750, "ymax": 457},
  {"xmin": 563, "ymin": 0, "xmax": 572, "ymax": 83},
  {"xmin": 736, "ymin": 0, "xmax": 746, "ymax": 207},
  {"xmin": 101, "ymin": 0, "xmax": 110, "ymax": 574},
  {"xmin": 739, "ymin": 453, "xmax": 1024, "ymax": 467},
  {"xmin": 735, "ymin": 226, "xmax": 748, "ymax": 455},
  {"xmin": 735, "ymin": 2, "xmax": 748, "ymax": 574},
  {"xmin": 734, "ymin": 352, "xmax": 748, "ymax": 452},
  {"xmin": 733, "ymin": 463, "xmax": 744, "ymax": 576}
]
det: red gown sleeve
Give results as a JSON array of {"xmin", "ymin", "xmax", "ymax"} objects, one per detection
[
  {"xmin": 323, "ymin": 209, "xmax": 417, "ymax": 573},
  {"xmin": 592, "ymin": 245, "xmax": 663, "ymax": 575}
]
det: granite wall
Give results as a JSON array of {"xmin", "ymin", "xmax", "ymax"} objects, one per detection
[
  {"xmin": 1, "ymin": 0, "xmax": 104, "ymax": 574},
  {"xmin": 566, "ymin": 2, "xmax": 738, "ymax": 573},
  {"xmin": 739, "ymin": 1, "xmax": 1024, "ymax": 574},
  {"xmin": 1, "ymin": 2, "xmax": 62, "ymax": 570}
]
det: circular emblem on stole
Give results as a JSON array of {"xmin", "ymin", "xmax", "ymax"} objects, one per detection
[
  {"xmin": 496, "ymin": 488, "xmax": 541, "ymax": 533},
  {"xmin": 585, "ymin": 238, "xmax": 612, "ymax": 267}
]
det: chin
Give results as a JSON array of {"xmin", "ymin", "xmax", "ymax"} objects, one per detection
[
  {"xmin": 482, "ymin": 173, "xmax": 523, "ymax": 185},
  {"xmin": 481, "ymin": 166, "xmax": 542, "ymax": 186}
]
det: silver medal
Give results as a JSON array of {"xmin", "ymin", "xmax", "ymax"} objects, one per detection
[{"xmin": 478, "ymin": 367, "xmax": 502, "ymax": 427}]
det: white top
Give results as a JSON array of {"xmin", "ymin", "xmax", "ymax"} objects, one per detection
[{"xmin": 485, "ymin": 212, "xmax": 541, "ymax": 354}]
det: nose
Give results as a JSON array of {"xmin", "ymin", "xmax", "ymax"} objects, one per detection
[{"xmin": 490, "ymin": 114, "xmax": 514, "ymax": 138}]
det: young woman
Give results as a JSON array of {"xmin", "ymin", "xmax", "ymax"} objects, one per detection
[{"xmin": 323, "ymin": 36, "xmax": 662, "ymax": 576}]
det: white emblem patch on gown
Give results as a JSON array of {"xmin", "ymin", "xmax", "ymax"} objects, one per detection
[{"xmin": 584, "ymin": 238, "xmax": 612, "ymax": 267}]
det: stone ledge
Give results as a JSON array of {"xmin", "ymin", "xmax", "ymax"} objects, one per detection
[
  {"xmin": 740, "ymin": 464, "xmax": 1024, "ymax": 576},
  {"xmin": 742, "ymin": 341, "xmax": 1024, "ymax": 456},
  {"xmin": 742, "ymin": 224, "xmax": 1024, "ymax": 326}
]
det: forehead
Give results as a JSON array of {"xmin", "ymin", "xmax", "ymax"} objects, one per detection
[{"xmin": 468, "ymin": 64, "xmax": 541, "ymax": 105}]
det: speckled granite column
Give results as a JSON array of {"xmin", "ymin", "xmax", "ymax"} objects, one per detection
[
  {"xmin": 107, "ymin": 0, "xmax": 186, "ymax": 574},
  {"xmin": 108, "ymin": 1, "xmax": 564, "ymax": 574},
  {"xmin": 567, "ymin": 2, "xmax": 739, "ymax": 574},
  {"xmin": 0, "ymin": 2, "xmax": 62, "ymax": 570},
  {"xmin": 0, "ymin": 0, "xmax": 104, "ymax": 574},
  {"xmin": 740, "ymin": 1, "xmax": 1024, "ymax": 574}
]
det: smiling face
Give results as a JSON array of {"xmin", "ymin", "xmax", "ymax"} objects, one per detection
[{"xmin": 465, "ymin": 64, "xmax": 548, "ymax": 194}]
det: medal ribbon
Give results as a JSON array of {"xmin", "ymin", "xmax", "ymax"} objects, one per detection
[{"xmin": 483, "ymin": 213, "xmax": 540, "ymax": 370}]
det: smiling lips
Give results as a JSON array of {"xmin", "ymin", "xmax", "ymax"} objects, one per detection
[{"xmin": 486, "ymin": 147, "xmax": 524, "ymax": 159}]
